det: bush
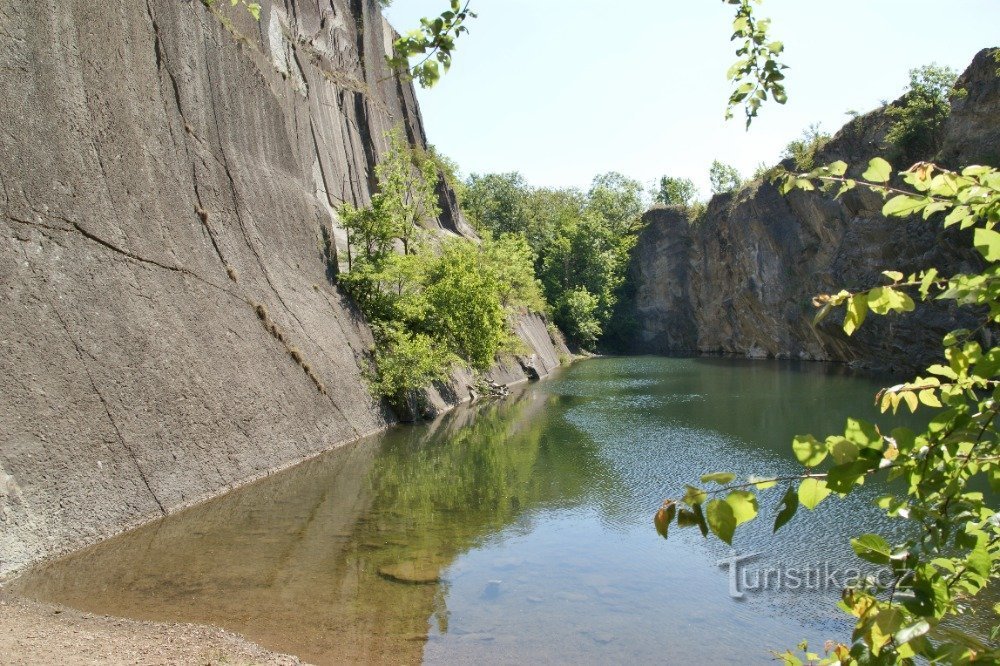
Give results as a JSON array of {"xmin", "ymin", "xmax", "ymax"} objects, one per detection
[{"xmin": 782, "ymin": 123, "xmax": 831, "ymax": 171}]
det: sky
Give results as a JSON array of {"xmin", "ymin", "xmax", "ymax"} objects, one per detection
[{"xmin": 384, "ymin": 1, "xmax": 1000, "ymax": 198}]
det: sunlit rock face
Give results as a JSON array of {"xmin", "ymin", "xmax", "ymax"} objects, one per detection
[
  {"xmin": 0, "ymin": 0, "xmax": 565, "ymax": 577},
  {"xmin": 625, "ymin": 48, "xmax": 999, "ymax": 373}
]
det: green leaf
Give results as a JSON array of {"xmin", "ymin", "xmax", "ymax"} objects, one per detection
[
  {"xmin": 862, "ymin": 157, "xmax": 892, "ymax": 183},
  {"xmin": 773, "ymin": 485, "xmax": 798, "ymax": 531},
  {"xmin": 676, "ymin": 508, "xmax": 698, "ymax": 528},
  {"xmin": 845, "ymin": 417, "xmax": 880, "ymax": 448},
  {"xmin": 798, "ymin": 478, "xmax": 831, "ymax": 510},
  {"xmin": 851, "ymin": 533, "xmax": 892, "ymax": 564},
  {"xmin": 705, "ymin": 498, "xmax": 737, "ymax": 544},
  {"xmin": 792, "ymin": 434, "xmax": 827, "ymax": 467},
  {"xmin": 692, "ymin": 502, "xmax": 709, "ymax": 537},
  {"xmin": 701, "ymin": 472, "xmax": 736, "ymax": 485},
  {"xmin": 725, "ymin": 490, "xmax": 759, "ymax": 526},
  {"xmin": 827, "ymin": 161, "xmax": 848, "ymax": 177},
  {"xmin": 683, "ymin": 485, "xmax": 707, "ymax": 506},
  {"xmin": 883, "ymin": 194, "xmax": 929, "ymax": 218},
  {"xmin": 844, "ymin": 294, "xmax": 867, "ymax": 336},
  {"xmin": 974, "ymin": 227, "xmax": 1000, "ymax": 261},
  {"xmin": 827, "ymin": 437, "xmax": 860, "ymax": 465}
]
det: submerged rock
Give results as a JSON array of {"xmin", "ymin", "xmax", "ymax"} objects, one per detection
[{"xmin": 377, "ymin": 561, "xmax": 442, "ymax": 585}]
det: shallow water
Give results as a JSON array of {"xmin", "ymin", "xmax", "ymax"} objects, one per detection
[{"xmin": 10, "ymin": 357, "xmax": 993, "ymax": 664}]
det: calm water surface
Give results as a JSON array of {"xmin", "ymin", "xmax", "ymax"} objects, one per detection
[{"xmin": 11, "ymin": 358, "xmax": 989, "ymax": 664}]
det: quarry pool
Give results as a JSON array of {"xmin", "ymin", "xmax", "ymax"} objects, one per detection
[{"xmin": 9, "ymin": 357, "xmax": 994, "ymax": 664}]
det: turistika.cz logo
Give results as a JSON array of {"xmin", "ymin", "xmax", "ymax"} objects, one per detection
[{"xmin": 716, "ymin": 552, "xmax": 893, "ymax": 599}]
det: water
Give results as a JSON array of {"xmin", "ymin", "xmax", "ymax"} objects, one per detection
[{"xmin": 9, "ymin": 357, "xmax": 991, "ymax": 664}]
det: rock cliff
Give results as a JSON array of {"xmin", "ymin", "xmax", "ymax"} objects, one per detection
[
  {"xmin": 0, "ymin": 0, "xmax": 566, "ymax": 577},
  {"xmin": 625, "ymin": 49, "xmax": 999, "ymax": 373}
]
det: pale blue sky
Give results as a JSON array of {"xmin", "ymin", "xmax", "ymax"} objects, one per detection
[{"xmin": 385, "ymin": 1, "xmax": 999, "ymax": 198}]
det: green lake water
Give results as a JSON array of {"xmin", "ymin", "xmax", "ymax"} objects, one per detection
[{"xmin": 10, "ymin": 357, "xmax": 995, "ymax": 663}]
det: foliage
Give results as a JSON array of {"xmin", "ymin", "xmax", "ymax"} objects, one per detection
[
  {"xmin": 463, "ymin": 172, "xmax": 531, "ymax": 236},
  {"xmin": 460, "ymin": 171, "xmax": 643, "ymax": 351},
  {"xmin": 709, "ymin": 160, "xmax": 745, "ymax": 195},
  {"xmin": 885, "ymin": 64, "xmax": 962, "ymax": 158},
  {"xmin": 724, "ymin": 0, "xmax": 788, "ymax": 127},
  {"xmin": 374, "ymin": 129, "xmax": 442, "ymax": 255},
  {"xmin": 387, "ymin": 0, "xmax": 477, "ymax": 87},
  {"xmin": 424, "ymin": 145, "xmax": 465, "ymax": 200},
  {"xmin": 339, "ymin": 134, "xmax": 545, "ymax": 408},
  {"xmin": 586, "ymin": 172, "xmax": 646, "ymax": 235},
  {"xmin": 422, "ymin": 239, "xmax": 513, "ymax": 371},
  {"xmin": 654, "ymin": 176, "xmax": 699, "ymax": 208},
  {"xmin": 369, "ymin": 325, "xmax": 457, "ymax": 401},
  {"xmin": 658, "ymin": 157, "xmax": 1000, "ymax": 664},
  {"xmin": 553, "ymin": 287, "xmax": 603, "ymax": 349},
  {"xmin": 783, "ymin": 123, "xmax": 832, "ymax": 171}
]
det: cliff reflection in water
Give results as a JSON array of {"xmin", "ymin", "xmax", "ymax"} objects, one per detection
[{"xmin": 11, "ymin": 385, "xmax": 614, "ymax": 664}]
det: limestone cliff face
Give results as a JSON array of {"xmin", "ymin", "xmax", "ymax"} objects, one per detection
[
  {"xmin": 0, "ymin": 0, "xmax": 566, "ymax": 577},
  {"xmin": 626, "ymin": 49, "xmax": 998, "ymax": 372}
]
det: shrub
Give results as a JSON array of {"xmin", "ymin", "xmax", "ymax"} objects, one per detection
[{"xmin": 782, "ymin": 123, "xmax": 831, "ymax": 171}]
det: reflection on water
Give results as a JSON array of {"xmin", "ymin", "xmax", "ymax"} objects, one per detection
[{"xmin": 10, "ymin": 358, "xmax": 993, "ymax": 664}]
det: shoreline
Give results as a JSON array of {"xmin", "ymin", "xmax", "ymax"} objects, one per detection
[{"xmin": 0, "ymin": 591, "xmax": 308, "ymax": 665}]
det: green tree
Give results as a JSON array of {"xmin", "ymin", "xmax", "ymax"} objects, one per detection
[
  {"xmin": 553, "ymin": 287, "xmax": 602, "ymax": 349},
  {"xmin": 586, "ymin": 172, "xmax": 646, "ymax": 235},
  {"xmin": 374, "ymin": 129, "xmax": 441, "ymax": 255},
  {"xmin": 654, "ymin": 176, "xmax": 699, "ymax": 207},
  {"xmin": 885, "ymin": 64, "xmax": 962, "ymax": 157},
  {"xmin": 463, "ymin": 172, "xmax": 531, "ymax": 236},
  {"xmin": 709, "ymin": 159, "xmax": 745, "ymax": 195}
]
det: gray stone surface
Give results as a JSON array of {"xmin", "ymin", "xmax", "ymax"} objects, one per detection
[
  {"xmin": 626, "ymin": 49, "xmax": 998, "ymax": 373},
  {"xmin": 0, "ymin": 0, "xmax": 567, "ymax": 577}
]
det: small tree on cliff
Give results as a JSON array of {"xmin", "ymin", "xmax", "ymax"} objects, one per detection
[
  {"xmin": 653, "ymin": 176, "xmax": 699, "ymax": 208},
  {"xmin": 709, "ymin": 160, "xmax": 745, "ymax": 195}
]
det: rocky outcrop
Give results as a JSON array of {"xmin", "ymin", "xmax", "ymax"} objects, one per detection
[
  {"xmin": 625, "ymin": 49, "xmax": 998, "ymax": 373},
  {"xmin": 0, "ymin": 0, "xmax": 565, "ymax": 578}
]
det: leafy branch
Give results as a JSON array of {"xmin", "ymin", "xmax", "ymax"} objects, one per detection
[
  {"xmin": 386, "ymin": 0, "xmax": 476, "ymax": 88},
  {"xmin": 658, "ymin": 159, "xmax": 1000, "ymax": 664},
  {"xmin": 724, "ymin": 0, "xmax": 788, "ymax": 128}
]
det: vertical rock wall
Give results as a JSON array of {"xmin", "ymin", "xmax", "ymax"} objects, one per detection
[
  {"xmin": 625, "ymin": 49, "xmax": 998, "ymax": 373},
  {"xmin": 0, "ymin": 0, "xmax": 564, "ymax": 577}
]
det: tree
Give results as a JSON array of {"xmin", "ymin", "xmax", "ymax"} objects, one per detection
[
  {"xmin": 586, "ymin": 172, "xmax": 646, "ymax": 235},
  {"xmin": 658, "ymin": 157, "xmax": 1000, "ymax": 664},
  {"xmin": 885, "ymin": 64, "xmax": 962, "ymax": 157},
  {"xmin": 709, "ymin": 160, "xmax": 744, "ymax": 195},
  {"xmin": 374, "ymin": 129, "xmax": 441, "ymax": 255},
  {"xmin": 653, "ymin": 176, "xmax": 699, "ymax": 207},
  {"xmin": 462, "ymin": 172, "xmax": 531, "ymax": 237}
]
